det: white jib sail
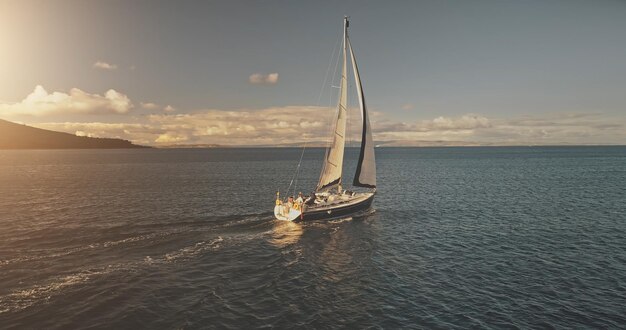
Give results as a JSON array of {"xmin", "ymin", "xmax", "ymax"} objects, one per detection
[
  {"xmin": 348, "ymin": 36, "xmax": 376, "ymax": 188},
  {"xmin": 317, "ymin": 18, "xmax": 349, "ymax": 191}
]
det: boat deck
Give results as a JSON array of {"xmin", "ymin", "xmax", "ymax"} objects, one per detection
[{"xmin": 304, "ymin": 192, "xmax": 373, "ymax": 212}]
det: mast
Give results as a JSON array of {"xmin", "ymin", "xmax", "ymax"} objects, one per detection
[
  {"xmin": 316, "ymin": 16, "xmax": 349, "ymax": 192},
  {"xmin": 348, "ymin": 34, "xmax": 377, "ymax": 189}
]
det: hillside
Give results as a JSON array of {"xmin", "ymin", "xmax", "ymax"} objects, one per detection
[{"xmin": 0, "ymin": 119, "xmax": 146, "ymax": 149}]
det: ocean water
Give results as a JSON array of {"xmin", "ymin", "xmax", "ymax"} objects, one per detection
[{"xmin": 0, "ymin": 146, "xmax": 625, "ymax": 329}]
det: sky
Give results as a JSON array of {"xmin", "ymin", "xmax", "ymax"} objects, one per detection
[{"xmin": 1, "ymin": 0, "xmax": 625, "ymax": 146}]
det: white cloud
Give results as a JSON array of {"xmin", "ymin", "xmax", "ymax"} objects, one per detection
[
  {"xmin": 163, "ymin": 105, "xmax": 176, "ymax": 113},
  {"xmin": 93, "ymin": 61, "xmax": 117, "ymax": 70},
  {"xmin": 0, "ymin": 85, "xmax": 133, "ymax": 116},
  {"xmin": 140, "ymin": 102, "xmax": 159, "ymax": 110},
  {"xmin": 155, "ymin": 133, "xmax": 188, "ymax": 143},
  {"xmin": 249, "ymin": 72, "xmax": 279, "ymax": 85}
]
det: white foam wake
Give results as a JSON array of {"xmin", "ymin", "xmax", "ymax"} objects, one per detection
[{"xmin": 0, "ymin": 236, "xmax": 225, "ymax": 314}]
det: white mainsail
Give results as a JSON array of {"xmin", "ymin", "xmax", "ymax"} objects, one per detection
[
  {"xmin": 317, "ymin": 17, "xmax": 349, "ymax": 192},
  {"xmin": 348, "ymin": 37, "xmax": 376, "ymax": 188}
]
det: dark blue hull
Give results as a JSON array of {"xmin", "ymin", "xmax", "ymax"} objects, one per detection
[{"xmin": 297, "ymin": 194, "xmax": 374, "ymax": 222}]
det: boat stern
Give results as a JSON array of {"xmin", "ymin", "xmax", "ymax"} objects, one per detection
[{"xmin": 274, "ymin": 204, "xmax": 302, "ymax": 221}]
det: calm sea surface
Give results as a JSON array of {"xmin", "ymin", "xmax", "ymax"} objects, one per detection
[{"xmin": 0, "ymin": 147, "xmax": 625, "ymax": 329}]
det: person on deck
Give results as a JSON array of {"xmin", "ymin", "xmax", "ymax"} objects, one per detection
[
  {"xmin": 283, "ymin": 196, "xmax": 294, "ymax": 216},
  {"xmin": 296, "ymin": 192, "xmax": 304, "ymax": 204},
  {"xmin": 305, "ymin": 192, "xmax": 316, "ymax": 206}
]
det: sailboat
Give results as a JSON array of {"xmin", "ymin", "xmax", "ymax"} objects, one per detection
[{"xmin": 274, "ymin": 16, "xmax": 376, "ymax": 221}]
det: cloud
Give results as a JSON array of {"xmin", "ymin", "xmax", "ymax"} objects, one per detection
[
  {"xmin": 470, "ymin": 113, "xmax": 625, "ymax": 145},
  {"xmin": 431, "ymin": 114, "xmax": 491, "ymax": 130},
  {"xmin": 163, "ymin": 105, "xmax": 176, "ymax": 113},
  {"xmin": 29, "ymin": 106, "xmax": 332, "ymax": 146},
  {"xmin": 401, "ymin": 103, "xmax": 414, "ymax": 111},
  {"xmin": 374, "ymin": 112, "xmax": 624, "ymax": 145},
  {"xmin": 147, "ymin": 106, "xmax": 329, "ymax": 145},
  {"xmin": 155, "ymin": 133, "xmax": 188, "ymax": 143},
  {"xmin": 140, "ymin": 102, "xmax": 160, "ymax": 110},
  {"xmin": 93, "ymin": 61, "xmax": 117, "ymax": 70},
  {"xmin": 25, "ymin": 108, "xmax": 626, "ymax": 146},
  {"xmin": 140, "ymin": 102, "xmax": 176, "ymax": 113},
  {"xmin": 0, "ymin": 85, "xmax": 133, "ymax": 116},
  {"xmin": 249, "ymin": 73, "xmax": 279, "ymax": 85},
  {"xmin": 373, "ymin": 114, "xmax": 490, "ymax": 136}
]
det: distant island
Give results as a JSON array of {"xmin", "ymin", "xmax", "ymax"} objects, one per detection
[{"xmin": 0, "ymin": 119, "xmax": 147, "ymax": 149}]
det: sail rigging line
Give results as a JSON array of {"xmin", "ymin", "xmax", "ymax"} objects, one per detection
[
  {"xmin": 347, "ymin": 70, "xmax": 355, "ymax": 148},
  {"xmin": 329, "ymin": 32, "xmax": 343, "ymax": 108},
  {"xmin": 318, "ymin": 29, "xmax": 343, "ymax": 190},
  {"xmin": 323, "ymin": 30, "xmax": 344, "ymax": 150},
  {"xmin": 285, "ymin": 141, "xmax": 307, "ymax": 199},
  {"xmin": 286, "ymin": 28, "xmax": 342, "ymax": 199},
  {"xmin": 317, "ymin": 17, "xmax": 349, "ymax": 192},
  {"xmin": 317, "ymin": 32, "xmax": 343, "ymax": 107},
  {"xmin": 320, "ymin": 30, "xmax": 344, "ymax": 181},
  {"xmin": 292, "ymin": 141, "xmax": 307, "ymax": 197}
]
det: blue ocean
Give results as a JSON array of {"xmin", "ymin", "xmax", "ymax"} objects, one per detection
[{"xmin": 1, "ymin": 146, "xmax": 625, "ymax": 328}]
